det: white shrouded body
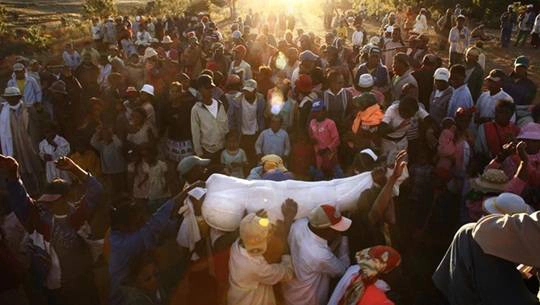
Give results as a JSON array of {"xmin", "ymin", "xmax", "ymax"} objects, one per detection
[{"xmin": 202, "ymin": 173, "xmax": 374, "ymax": 232}]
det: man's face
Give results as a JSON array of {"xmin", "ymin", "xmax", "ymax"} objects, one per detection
[
  {"xmin": 5, "ymin": 96, "xmax": 20, "ymax": 106},
  {"xmin": 434, "ymin": 80, "xmax": 449, "ymax": 91},
  {"xmin": 368, "ymin": 53, "xmax": 380, "ymax": 66},
  {"xmin": 450, "ymin": 72, "xmax": 464, "ymax": 87},
  {"xmin": 243, "ymin": 90, "xmax": 256, "ymax": 100},
  {"xmin": 466, "ymin": 53, "xmax": 478, "ymax": 65},
  {"xmin": 392, "ymin": 61, "xmax": 406, "ymax": 76},
  {"xmin": 200, "ymin": 86, "xmax": 213, "ymax": 100},
  {"xmin": 330, "ymin": 75, "xmax": 344, "ymax": 92},
  {"xmin": 515, "ymin": 66, "xmax": 527, "ymax": 78},
  {"xmin": 457, "ymin": 19, "xmax": 465, "ymax": 27},
  {"xmin": 486, "ymin": 79, "xmax": 501, "ymax": 92},
  {"xmin": 14, "ymin": 70, "xmax": 25, "ymax": 80}
]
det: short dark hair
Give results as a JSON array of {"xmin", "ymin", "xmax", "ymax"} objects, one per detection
[
  {"xmin": 450, "ymin": 64, "xmax": 466, "ymax": 77},
  {"xmin": 495, "ymin": 99, "xmax": 516, "ymax": 113},
  {"xmin": 398, "ymin": 96, "xmax": 419, "ymax": 117}
]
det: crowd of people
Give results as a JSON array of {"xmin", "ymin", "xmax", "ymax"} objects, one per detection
[{"xmin": 1, "ymin": 3, "xmax": 540, "ymax": 305}]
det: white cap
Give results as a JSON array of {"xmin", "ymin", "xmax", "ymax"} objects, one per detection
[
  {"xmin": 2, "ymin": 86, "xmax": 22, "ymax": 97},
  {"xmin": 386, "ymin": 25, "xmax": 394, "ymax": 33},
  {"xmin": 433, "ymin": 67, "xmax": 450, "ymax": 82},
  {"xmin": 242, "ymin": 79, "xmax": 258, "ymax": 92},
  {"xmin": 358, "ymin": 74, "xmax": 374, "ymax": 88},
  {"xmin": 360, "ymin": 148, "xmax": 378, "ymax": 161},
  {"xmin": 483, "ymin": 193, "xmax": 533, "ymax": 215},
  {"xmin": 140, "ymin": 84, "xmax": 155, "ymax": 96}
]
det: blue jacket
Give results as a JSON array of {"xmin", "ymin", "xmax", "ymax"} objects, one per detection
[
  {"xmin": 109, "ymin": 200, "xmax": 179, "ymax": 305},
  {"xmin": 227, "ymin": 92, "xmax": 266, "ymax": 133},
  {"xmin": 7, "ymin": 74, "xmax": 42, "ymax": 106}
]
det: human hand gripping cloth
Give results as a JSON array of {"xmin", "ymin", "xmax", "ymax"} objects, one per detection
[{"xmin": 202, "ymin": 171, "xmax": 408, "ymax": 232}]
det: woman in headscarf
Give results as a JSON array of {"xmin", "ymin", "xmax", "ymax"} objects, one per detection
[{"xmin": 328, "ymin": 246, "xmax": 401, "ymax": 305}]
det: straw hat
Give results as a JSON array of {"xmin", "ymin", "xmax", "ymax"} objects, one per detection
[
  {"xmin": 470, "ymin": 169, "xmax": 509, "ymax": 193},
  {"xmin": 2, "ymin": 87, "xmax": 22, "ymax": 97}
]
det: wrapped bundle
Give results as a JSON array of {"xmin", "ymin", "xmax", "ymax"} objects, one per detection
[{"xmin": 202, "ymin": 173, "xmax": 374, "ymax": 231}]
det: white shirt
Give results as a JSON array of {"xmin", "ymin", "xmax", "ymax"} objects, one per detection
[
  {"xmin": 476, "ymin": 89, "xmax": 514, "ymax": 121},
  {"xmin": 282, "ymin": 218, "xmax": 350, "ymax": 305},
  {"xmin": 204, "ymin": 99, "xmax": 219, "ymax": 118},
  {"xmin": 382, "ymin": 102, "xmax": 429, "ymax": 139},
  {"xmin": 448, "ymin": 26, "xmax": 470, "ymax": 54},
  {"xmin": 228, "ymin": 240, "xmax": 294, "ymax": 305},
  {"xmin": 39, "ymin": 135, "xmax": 71, "ymax": 183},
  {"xmin": 241, "ymin": 98, "xmax": 259, "ymax": 135},
  {"xmin": 229, "ymin": 60, "xmax": 253, "ymax": 81},
  {"xmin": 352, "ymin": 31, "xmax": 364, "ymax": 47}
]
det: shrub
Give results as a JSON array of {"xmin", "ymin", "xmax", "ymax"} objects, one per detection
[{"xmin": 83, "ymin": 0, "xmax": 117, "ymax": 18}]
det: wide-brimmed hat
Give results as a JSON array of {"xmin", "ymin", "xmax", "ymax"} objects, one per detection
[
  {"xmin": 49, "ymin": 80, "xmax": 68, "ymax": 95},
  {"xmin": 483, "ymin": 193, "xmax": 533, "ymax": 215},
  {"xmin": 140, "ymin": 84, "xmax": 155, "ymax": 96},
  {"xmin": 517, "ymin": 122, "xmax": 540, "ymax": 141},
  {"xmin": 161, "ymin": 35, "xmax": 173, "ymax": 44},
  {"xmin": 2, "ymin": 86, "xmax": 22, "ymax": 97},
  {"xmin": 143, "ymin": 47, "xmax": 158, "ymax": 61},
  {"xmin": 471, "ymin": 169, "xmax": 509, "ymax": 193}
]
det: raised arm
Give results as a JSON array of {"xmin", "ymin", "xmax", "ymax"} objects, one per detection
[
  {"xmin": 1, "ymin": 155, "xmax": 41, "ymax": 232},
  {"xmin": 53, "ymin": 157, "xmax": 104, "ymax": 229},
  {"xmin": 369, "ymin": 151, "xmax": 407, "ymax": 225}
]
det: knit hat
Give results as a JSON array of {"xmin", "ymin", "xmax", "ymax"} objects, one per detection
[{"xmin": 295, "ymin": 74, "xmax": 313, "ymax": 93}]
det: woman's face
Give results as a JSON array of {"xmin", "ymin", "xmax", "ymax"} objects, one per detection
[{"xmin": 135, "ymin": 263, "xmax": 159, "ymax": 293}]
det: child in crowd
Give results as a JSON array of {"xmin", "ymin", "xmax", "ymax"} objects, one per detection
[
  {"xmin": 221, "ymin": 132, "xmax": 248, "ymax": 178},
  {"xmin": 70, "ymin": 137, "xmax": 102, "ymax": 177},
  {"xmin": 289, "ymin": 131, "xmax": 316, "ymax": 180},
  {"xmin": 91, "ymin": 124, "xmax": 126, "ymax": 194},
  {"xmin": 475, "ymin": 99, "xmax": 519, "ymax": 166},
  {"xmin": 255, "ymin": 116, "xmax": 291, "ymax": 160},
  {"xmin": 308, "ymin": 100, "xmax": 343, "ymax": 180},
  {"xmin": 39, "ymin": 123, "xmax": 71, "ymax": 182}
]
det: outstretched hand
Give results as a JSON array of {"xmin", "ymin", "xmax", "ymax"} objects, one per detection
[
  {"xmin": 281, "ymin": 198, "xmax": 298, "ymax": 222},
  {"xmin": 516, "ymin": 141, "xmax": 528, "ymax": 164},
  {"xmin": 0, "ymin": 155, "xmax": 19, "ymax": 179},
  {"xmin": 55, "ymin": 157, "xmax": 78, "ymax": 171},
  {"xmin": 391, "ymin": 150, "xmax": 408, "ymax": 180}
]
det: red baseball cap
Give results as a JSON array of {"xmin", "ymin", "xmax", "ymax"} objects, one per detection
[{"xmin": 308, "ymin": 204, "xmax": 352, "ymax": 232}]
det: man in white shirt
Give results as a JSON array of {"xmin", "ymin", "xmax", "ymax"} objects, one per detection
[
  {"xmin": 476, "ymin": 69, "xmax": 514, "ymax": 124},
  {"xmin": 227, "ymin": 79, "xmax": 266, "ymax": 165},
  {"xmin": 228, "ymin": 200, "xmax": 297, "ymax": 305},
  {"xmin": 379, "ymin": 96, "xmax": 429, "ymax": 165},
  {"xmin": 351, "ymin": 22, "xmax": 364, "ymax": 49},
  {"xmin": 448, "ymin": 15, "xmax": 470, "ymax": 66},
  {"xmin": 229, "ymin": 44, "xmax": 253, "ymax": 81},
  {"xmin": 282, "ymin": 204, "xmax": 351, "ymax": 305}
]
